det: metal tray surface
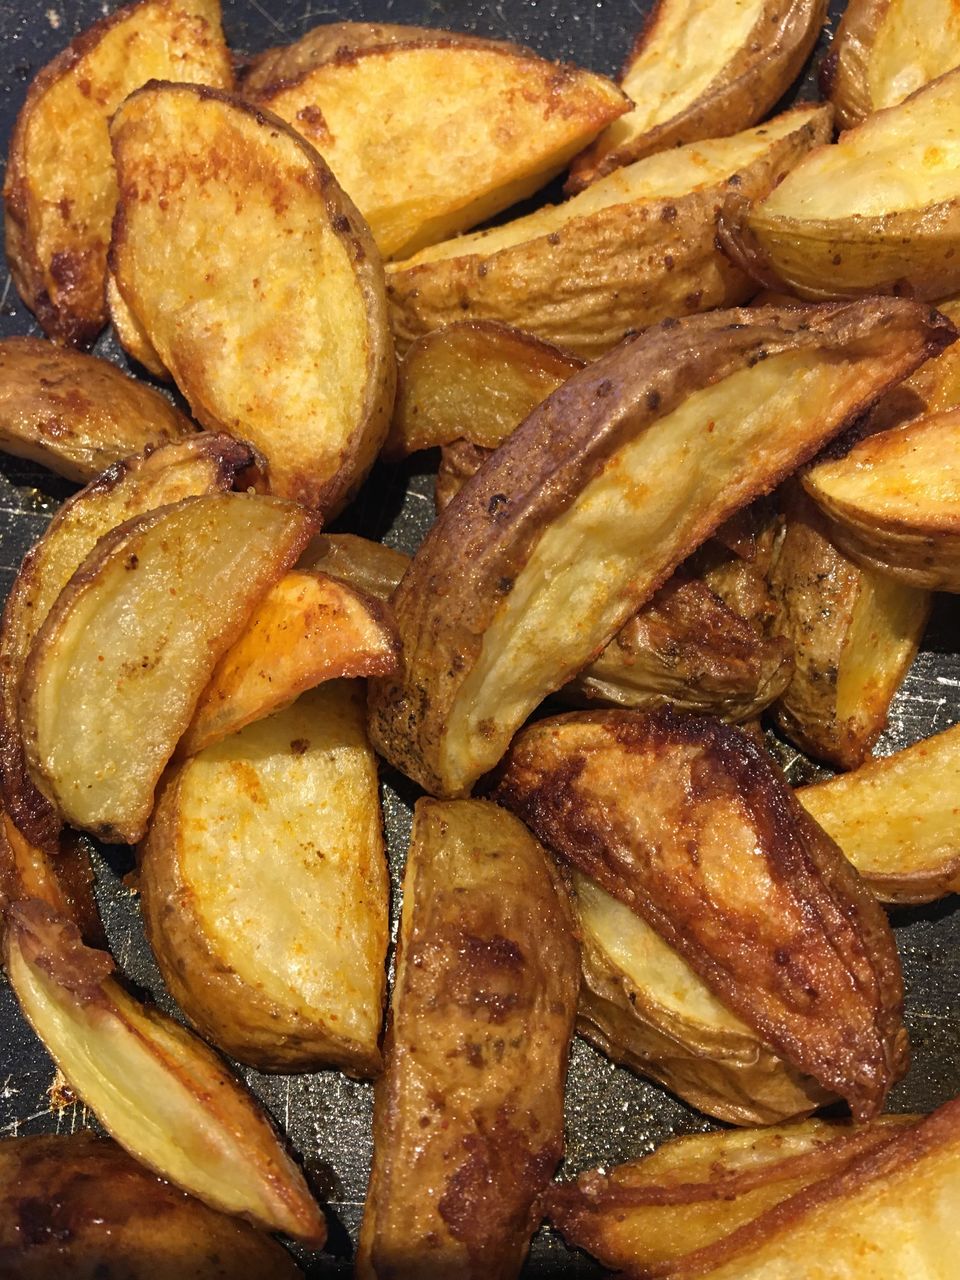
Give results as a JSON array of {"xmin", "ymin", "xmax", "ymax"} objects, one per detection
[{"xmin": 0, "ymin": 2, "xmax": 957, "ymax": 1274}]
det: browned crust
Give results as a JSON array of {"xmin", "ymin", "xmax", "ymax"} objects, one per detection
[{"xmin": 5, "ymin": 899, "xmax": 114, "ymax": 1000}]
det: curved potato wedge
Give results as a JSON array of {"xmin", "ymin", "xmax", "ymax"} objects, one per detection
[
  {"xmin": 3, "ymin": 0, "xmax": 232, "ymax": 346},
  {"xmin": 568, "ymin": 0, "xmax": 827, "ymax": 190},
  {"xmin": 386, "ymin": 106, "xmax": 831, "ymax": 359},
  {"xmin": 3, "ymin": 900, "xmax": 324, "ymax": 1244},
  {"xmin": 247, "ymin": 43, "xmax": 627, "ymax": 260},
  {"xmin": 109, "ymin": 82, "xmax": 396, "ymax": 516},
  {"xmin": 494, "ymin": 709, "xmax": 908, "ymax": 1121},
  {"xmin": 367, "ymin": 300, "xmax": 951, "ymax": 798},
  {"xmin": 298, "ymin": 533, "xmax": 408, "ymax": 603},
  {"xmin": 21, "ymin": 493, "xmax": 315, "ymax": 843}
]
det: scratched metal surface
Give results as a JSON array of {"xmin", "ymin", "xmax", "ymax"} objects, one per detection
[{"xmin": 0, "ymin": 1, "xmax": 958, "ymax": 1275}]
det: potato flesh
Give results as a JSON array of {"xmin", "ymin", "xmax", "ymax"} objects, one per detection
[
  {"xmin": 870, "ymin": 0, "xmax": 960, "ymax": 109},
  {"xmin": 298, "ymin": 533, "xmax": 407, "ymax": 603}
]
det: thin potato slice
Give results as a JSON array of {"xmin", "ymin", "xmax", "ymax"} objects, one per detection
[
  {"xmin": 247, "ymin": 43, "xmax": 628, "ymax": 260},
  {"xmin": 109, "ymin": 82, "xmax": 396, "ymax": 516},
  {"xmin": 21, "ymin": 493, "xmax": 315, "ymax": 843},
  {"xmin": 568, "ymin": 0, "xmax": 827, "ymax": 190},
  {"xmin": 3, "ymin": 900, "xmax": 324, "ymax": 1244},
  {"xmin": 297, "ymin": 533, "xmax": 408, "ymax": 603},
  {"xmin": 180, "ymin": 571, "xmax": 399, "ymax": 756},
  {"xmin": 3, "ymin": 0, "xmax": 232, "ymax": 346},
  {"xmin": 386, "ymin": 106, "xmax": 832, "ymax": 358},
  {"xmin": 367, "ymin": 300, "xmax": 951, "ymax": 798},
  {"xmin": 357, "ymin": 798, "xmax": 579, "ymax": 1279}
]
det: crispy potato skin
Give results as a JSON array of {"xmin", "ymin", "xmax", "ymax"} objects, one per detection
[
  {"xmin": 493, "ymin": 708, "xmax": 908, "ymax": 1120},
  {"xmin": 357, "ymin": 798, "xmax": 579, "ymax": 1279}
]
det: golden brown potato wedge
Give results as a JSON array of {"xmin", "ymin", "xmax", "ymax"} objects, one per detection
[
  {"xmin": 568, "ymin": 0, "xmax": 827, "ymax": 190},
  {"xmin": 0, "ymin": 1131, "xmax": 302, "ymax": 1279},
  {"xmin": 798, "ymin": 722, "xmax": 960, "ymax": 904},
  {"xmin": 494, "ymin": 709, "xmax": 908, "ymax": 1121},
  {"xmin": 298, "ymin": 533, "xmax": 408, "ymax": 603},
  {"xmin": 3, "ymin": 0, "xmax": 232, "ymax": 346},
  {"xmin": 246, "ymin": 43, "xmax": 627, "ymax": 261},
  {"xmin": 769, "ymin": 484, "xmax": 930, "ymax": 769},
  {"xmin": 386, "ymin": 105, "xmax": 831, "ymax": 359},
  {"xmin": 21, "ymin": 493, "xmax": 315, "ymax": 844},
  {"xmin": 3, "ymin": 900, "xmax": 324, "ymax": 1244},
  {"xmin": 720, "ymin": 68, "xmax": 960, "ymax": 301},
  {"xmin": 180, "ymin": 571, "xmax": 399, "ymax": 756},
  {"xmin": 357, "ymin": 798, "xmax": 579, "ymax": 1279},
  {"xmin": 0, "ymin": 432, "xmax": 256, "ymax": 851},
  {"xmin": 140, "ymin": 682, "xmax": 389, "ymax": 1074},
  {"xmin": 368, "ymin": 300, "xmax": 951, "ymax": 798},
  {"xmin": 106, "ymin": 270, "xmax": 168, "ymax": 377},
  {"xmin": 109, "ymin": 81, "xmax": 395, "ymax": 516}
]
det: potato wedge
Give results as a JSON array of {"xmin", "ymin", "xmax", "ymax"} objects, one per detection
[
  {"xmin": 0, "ymin": 432, "xmax": 256, "ymax": 851},
  {"xmin": 720, "ymin": 68, "xmax": 960, "ymax": 301},
  {"xmin": 368, "ymin": 300, "xmax": 951, "ymax": 798},
  {"xmin": 798, "ymin": 722, "xmax": 960, "ymax": 904},
  {"xmin": 857, "ymin": 297, "xmax": 960, "ymax": 435},
  {"xmin": 0, "ymin": 1131, "xmax": 302, "ymax": 1279},
  {"xmin": 494, "ymin": 709, "xmax": 908, "ymax": 1120},
  {"xmin": 3, "ymin": 900, "xmax": 324, "ymax": 1244},
  {"xmin": 803, "ymin": 409, "xmax": 960, "ymax": 590},
  {"xmin": 246, "ymin": 43, "xmax": 628, "ymax": 261},
  {"xmin": 357, "ymin": 797, "xmax": 579, "ymax": 1279},
  {"xmin": 21, "ymin": 493, "xmax": 315, "ymax": 844},
  {"xmin": 298, "ymin": 532, "xmax": 408, "ymax": 603},
  {"xmin": 180, "ymin": 571, "xmax": 399, "ymax": 756},
  {"xmin": 386, "ymin": 322, "xmax": 584, "ymax": 459},
  {"xmin": 140, "ymin": 682, "xmax": 389, "ymax": 1073},
  {"xmin": 109, "ymin": 82, "xmax": 396, "ymax": 516},
  {"xmin": 3, "ymin": 0, "xmax": 232, "ymax": 346},
  {"xmin": 386, "ymin": 106, "xmax": 831, "ymax": 359},
  {"xmin": 769, "ymin": 484, "xmax": 930, "ymax": 769},
  {"xmin": 567, "ymin": 0, "xmax": 827, "ymax": 190},
  {"xmin": 0, "ymin": 813, "xmax": 102, "ymax": 948},
  {"xmin": 106, "ymin": 270, "xmax": 168, "ymax": 378}
]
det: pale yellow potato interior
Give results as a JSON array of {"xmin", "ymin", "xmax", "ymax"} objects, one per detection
[
  {"xmin": 835, "ymin": 569, "xmax": 930, "ymax": 726},
  {"xmin": 870, "ymin": 0, "xmax": 960, "ymax": 109}
]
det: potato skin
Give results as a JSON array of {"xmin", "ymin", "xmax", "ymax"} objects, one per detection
[{"xmin": 821, "ymin": 0, "xmax": 889, "ymax": 128}]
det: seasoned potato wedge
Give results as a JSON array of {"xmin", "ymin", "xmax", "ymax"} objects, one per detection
[
  {"xmin": 0, "ymin": 1131, "xmax": 302, "ymax": 1279},
  {"xmin": 494, "ymin": 709, "xmax": 908, "ymax": 1120},
  {"xmin": 110, "ymin": 82, "xmax": 396, "ymax": 515},
  {"xmin": 357, "ymin": 798, "xmax": 579, "ymax": 1279},
  {"xmin": 180, "ymin": 571, "xmax": 399, "ymax": 756},
  {"xmin": 386, "ymin": 322, "xmax": 584, "ymax": 458},
  {"xmin": 3, "ymin": 900, "xmax": 324, "ymax": 1243},
  {"xmin": 798, "ymin": 722, "xmax": 960, "ymax": 904},
  {"xmin": 721, "ymin": 68, "xmax": 960, "ymax": 300},
  {"xmin": 140, "ymin": 682, "xmax": 389, "ymax": 1073},
  {"xmin": 368, "ymin": 300, "xmax": 951, "ymax": 798},
  {"xmin": 3, "ymin": 0, "xmax": 232, "ymax": 346},
  {"xmin": 386, "ymin": 106, "xmax": 832, "ymax": 358},
  {"xmin": 0, "ymin": 433, "xmax": 256, "ymax": 851},
  {"xmin": 21, "ymin": 493, "xmax": 315, "ymax": 843},
  {"xmin": 246, "ymin": 43, "xmax": 627, "ymax": 260},
  {"xmin": 803, "ymin": 409, "xmax": 960, "ymax": 590},
  {"xmin": 298, "ymin": 533, "xmax": 408, "ymax": 603},
  {"xmin": 770, "ymin": 484, "xmax": 930, "ymax": 769},
  {"xmin": 568, "ymin": 0, "xmax": 827, "ymax": 190}
]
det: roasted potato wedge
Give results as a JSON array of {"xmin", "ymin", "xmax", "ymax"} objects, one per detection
[
  {"xmin": 298, "ymin": 533, "xmax": 408, "ymax": 603},
  {"xmin": 857, "ymin": 296, "xmax": 960, "ymax": 435},
  {"xmin": 3, "ymin": 0, "xmax": 232, "ymax": 346},
  {"xmin": 721, "ymin": 68, "xmax": 960, "ymax": 301},
  {"xmin": 769, "ymin": 484, "xmax": 930, "ymax": 769},
  {"xmin": 0, "ymin": 1131, "xmax": 302, "ymax": 1279},
  {"xmin": 568, "ymin": 0, "xmax": 827, "ymax": 190},
  {"xmin": 803, "ymin": 409, "xmax": 960, "ymax": 590},
  {"xmin": 494, "ymin": 709, "xmax": 908, "ymax": 1120},
  {"xmin": 180, "ymin": 571, "xmax": 399, "ymax": 756},
  {"xmin": 140, "ymin": 682, "xmax": 389, "ymax": 1074},
  {"xmin": 21, "ymin": 493, "xmax": 315, "ymax": 844},
  {"xmin": 368, "ymin": 300, "xmax": 951, "ymax": 798},
  {"xmin": 4, "ymin": 901, "xmax": 324, "ymax": 1244},
  {"xmin": 357, "ymin": 798, "xmax": 579, "ymax": 1279},
  {"xmin": 798, "ymin": 722, "xmax": 960, "ymax": 904},
  {"xmin": 109, "ymin": 82, "xmax": 395, "ymax": 516},
  {"xmin": 246, "ymin": 43, "xmax": 627, "ymax": 261}
]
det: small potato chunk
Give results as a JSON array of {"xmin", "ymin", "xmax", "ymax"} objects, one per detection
[
  {"xmin": 20, "ymin": 493, "xmax": 315, "ymax": 843},
  {"xmin": 357, "ymin": 798, "xmax": 579, "ymax": 1279},
  {"xmin": 3, "ymin": 0, "xmax": 232, "ymax": 346},
  {"xmin": 298, "ymin": 532, "xmax": 408, "ymax": 603},
  {"xmin": 109, "ymin": 82, "xmax": 396, "ymax": 516},
  {"xmin": 856, "ymin": 297, "xmax": 960, "ymax": 436},
  {"xmin": 140, "ymin": 682, "xmax": 389, "ymax": 1074}
]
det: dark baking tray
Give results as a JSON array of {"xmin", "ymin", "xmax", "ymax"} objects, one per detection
[{"xmin": 0, "ymin": 2, "xmax": 957, "ymax": 1274}]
